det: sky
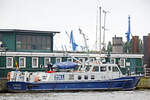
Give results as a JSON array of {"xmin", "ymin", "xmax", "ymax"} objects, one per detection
[{"xmin": 0, "ymin": 0, "xmax": 150, "ymax": 51}]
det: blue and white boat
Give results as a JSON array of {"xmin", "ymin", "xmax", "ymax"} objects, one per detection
[{"xmin": 7, "ymin": 61, "xmax": 141, "ymax": 92}]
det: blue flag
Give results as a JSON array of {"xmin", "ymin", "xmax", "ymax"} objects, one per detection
[
  {"xmin": 70, "ymin": 30, "xmax": 78, "ymax": 51},
  {"xmin": 125, "ymin": 16, "xmax": 131, "ymax": 42},
  {"xmin": 125, "ymin": 32, "xmax": 130, "ymax": 42}
]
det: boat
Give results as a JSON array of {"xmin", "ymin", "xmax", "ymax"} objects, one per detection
[{"xmin": 7, "ymin": 61, "xmax": 142, "ymax": 92}]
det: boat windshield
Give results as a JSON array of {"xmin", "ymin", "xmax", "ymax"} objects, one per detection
[
  {"xmin": 93, "ymin": 66, "xmax": 99, "ymax": 72},
  {"xmin": 85, "ymin": 65, "xmax": 91, "ymax": 72},
  {"xmin": 112, "ymin": 66, "xmax": 119, "ymax": 72}
]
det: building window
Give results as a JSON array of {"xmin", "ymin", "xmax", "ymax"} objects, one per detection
[
  {"xmin": 6, "ymin": 57, "xmax": 13, "ymax": 68},
  {"xmin": 16, "ymin": 35, "xmax": 51, "ymax": 50},
  {"xmin": 90, "ymin": 58, "xmax": 95, "ymax": 62},
  {"xmin": 56, "ymin": 58, "xmax": 62, "ymax": 63},
  {"xmin": 44, "ymin": 57, "xmax": 51, "ymax": 67},
  {"xmin": 32, "ymin": 57, "xmax": 38, "ymax": 68},
  {"xmin": 110, "ymin": 58, "xmax": 115, "ymax": 64},
  {"xmin": 120, "ymin": 58, "xmax": 125, "ymax": 67},
  {"xmin": 26, "ymin": 35, "xmax": 31, "ymax": 50},
  {"xmin": 126, "ymin": 62, "xmax": 130, "ymax": 66},
  {"xmin": 19, "ymin": 57, "xmax": 26, "ymax": 68}
]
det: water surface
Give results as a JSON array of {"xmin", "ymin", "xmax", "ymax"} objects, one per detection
[{"xmin": 0, "ymin": 90, "xmax": 150, "ymax": 100}]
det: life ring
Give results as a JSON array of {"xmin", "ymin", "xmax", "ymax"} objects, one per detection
[
  {"xmin": 7, "ymin": 72, "xmax": 11, "ymax": 80},
  {"xmin": 34, "ymin": 75, "xmax": 39, "ymax": 82}
]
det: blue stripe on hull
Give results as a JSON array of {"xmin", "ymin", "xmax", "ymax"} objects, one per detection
[{"xmin": 7, "ymin": 76, "xmax": 141, "ymax": 92}]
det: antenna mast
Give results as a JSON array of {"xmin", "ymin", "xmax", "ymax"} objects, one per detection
[
  {"xmin": 95, "ymin": 5, "xmax": 99, "ymax": 51},
  {"xmin": 79, "ymin": 28, "xmax": 88, "ymax": 52},
  {"xmin": 102, "ymin": 10, "xmax": 109, "ymax": 52},
  {"xmin": 79, "ymin": 28, "xmax": 89, "ymax": 60},
  {"xmin": 99, "ymin": 6, "xmax": 102, "ymax": 56}
]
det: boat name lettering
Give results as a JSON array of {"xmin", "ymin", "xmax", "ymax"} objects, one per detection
[
  {"xmin": 13, "ymin": 84, "xmax": 22, "ymax": 89},
  {"xmin": 54, "ymin": 74, "xmax": 64, "ymax": 80}
]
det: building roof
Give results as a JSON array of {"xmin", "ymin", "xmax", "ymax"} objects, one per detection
[{"xmin": 0, "ymin": 29, "xmax": 60, "ymax": 34}]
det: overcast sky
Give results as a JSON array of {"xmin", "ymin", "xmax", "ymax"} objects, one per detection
[{"xmin": 0, "ymin": 0, "xmax": 150, "ymax": 51}]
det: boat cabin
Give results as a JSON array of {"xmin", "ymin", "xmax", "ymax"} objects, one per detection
[{"xmin": 9, "ymin": 62, "xmax": 123, "ymax": 83}]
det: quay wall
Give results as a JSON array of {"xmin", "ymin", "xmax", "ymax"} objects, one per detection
[
  {"xmin": 0, "ymin": 78, "xmax": 8, "ymax": 92},
  {"xmin": 137, "ymin": 77, "xmax": 150, "ymax": 89}
]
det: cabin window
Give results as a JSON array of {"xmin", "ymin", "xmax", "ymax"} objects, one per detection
[
  {"xmin": 78, "ymin": 75, "xmax": 82, "ymax": 80},
  {"xmin": 91, "ymin": 75, "xmax": 95, "ymax": 80},
  {"xmin": 32, "ymin": 57, "xmax": 38, "ymax": 68},
  {"xmin": 93, "ymin": 66, "xmax": 99, "ymax": 72},
  {"xmin": 44, "ymin": 57, "xmax": 51, "ymax": 67},
  {"xmin": 113, "ymin": 66, "xmax": 119, "ymax": 72},
  {"xmin": 90, "ymin": 58, "xmax": 95, "ymax": 62},
  {"xmin": 108, "ymin": 66, "xmax": 111, "ymax": 71},
  {"xmin": 56, "ymin": 58, "xmax": 62, "ymax": 63},
  {"xmin": 79, "ymin": 58, "xmax": 85, "ymax": 63},
  {"xmin": 19, "ymin": 57, "xmax": 26, "ymax": 68},
  {"xmin": 67, "ymin": 58, "xmax": 73, "ymax": 62},
  {"xmin": 6, "ymin": 57, "xmax": 13, "ymax": 68},
  {"xmin": 84, "ymin": 75, "xmax": 88, "ymax": 80},
  {"xmin": 101, "ymin": 58, "xmax": 106, "ymax": 63},
  {"xmin": 69, "ymin": 74, "xmax": 74, "ymax": 80},
  {"xmin": 100, "ymin": 66, "xmax": 106, "ymax": 72},
  {"xmin": 85, "ymin": 65, "xmax": 91, "ymax": 72},
  {"xmin": 120, "ymin": 59, "xmax": 125, "ymax": 68}
]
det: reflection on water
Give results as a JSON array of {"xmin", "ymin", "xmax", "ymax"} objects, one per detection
[{"xmin": 0, "ymin": 90, "xmax": 150, "ymax": 100}]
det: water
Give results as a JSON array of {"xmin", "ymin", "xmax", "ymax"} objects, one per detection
[{"xmin": 0, "ymin": 90, "xmax": 150, "ymax": 100}]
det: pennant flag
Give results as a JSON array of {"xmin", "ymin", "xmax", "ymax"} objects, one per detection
[
  {"xmin": 70, "ymin": 30, "xmax": 78, "ymax": 51},
  {"xmin": 14, "ymin": 59, "xmax": 19, "ymax": 70}
]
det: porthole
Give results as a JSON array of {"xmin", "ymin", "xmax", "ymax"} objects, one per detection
[{"xmin": 78, "ymin": 75, "xmax": 82, "ymax": 80}]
